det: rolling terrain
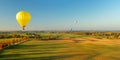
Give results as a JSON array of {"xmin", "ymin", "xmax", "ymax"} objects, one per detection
[{"xmin": 1, "ymin": 37, "xmax": 120, "ymax": 60}]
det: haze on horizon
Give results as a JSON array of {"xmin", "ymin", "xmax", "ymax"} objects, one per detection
[{"xmin": 0, "ymin": 0, "xmax": 120, "ymax": 31}]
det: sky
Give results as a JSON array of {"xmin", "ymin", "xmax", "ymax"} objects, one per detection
[{"xmin": 0, "ymin": 0, "xmax": 120, "ymax": 31}]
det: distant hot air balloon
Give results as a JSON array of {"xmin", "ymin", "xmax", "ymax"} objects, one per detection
[{"xmin": 16, "ymin": 11, "xmax": 31, "ymax": 30}]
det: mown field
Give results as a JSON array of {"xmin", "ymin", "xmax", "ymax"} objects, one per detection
[{"xmin": 1, "ymin": 38, "xmax": 120, "ymax": 60}]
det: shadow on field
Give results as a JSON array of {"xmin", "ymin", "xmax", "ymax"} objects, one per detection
[
  {"xmin": 1, "ymin": 54, "xmax": 85, "ymax": 60},
  {"xmin": 0, "ymin": 42, "xmax": 71, "ymax": 60},
  {"xmin": 7, "ymin": 43, "xmax": 68, "ymax": 49},
  {"xmin": 0, "ymin": 45, "xmax": 83, "ymax": 60}
]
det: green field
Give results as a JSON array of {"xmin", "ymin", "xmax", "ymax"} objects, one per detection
[{"xmin": 1, "ymin": 38, "xmax": 120, "ymax": 60}]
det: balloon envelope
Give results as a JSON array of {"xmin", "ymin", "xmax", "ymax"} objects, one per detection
[{"xmin": 16, "ymin": 11, "xmax": 31, "ymax": 30}]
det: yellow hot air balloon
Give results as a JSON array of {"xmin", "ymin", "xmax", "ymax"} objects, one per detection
[{"xmin": 16, "ymin": 11, "xmax": 31, "ymax": 30}]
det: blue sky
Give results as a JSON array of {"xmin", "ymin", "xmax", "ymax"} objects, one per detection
[{"xmin": 0, "ymin": 0, "xmax": 120, "ymax": 31}]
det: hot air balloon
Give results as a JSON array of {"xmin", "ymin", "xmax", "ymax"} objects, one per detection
[{"xmin": 16, "ymin": 11, "xmax": 31, "ymax": 30}]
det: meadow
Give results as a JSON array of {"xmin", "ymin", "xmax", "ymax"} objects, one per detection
[{"xmin": 0, "ymin": 31, "xmax": 120, "ymax": 60}]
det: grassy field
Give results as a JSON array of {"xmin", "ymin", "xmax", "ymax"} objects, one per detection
[{"xmin": 1, "ymin": 38, "xmax": 120, "ymax": 60}]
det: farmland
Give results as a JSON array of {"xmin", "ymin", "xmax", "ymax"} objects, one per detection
[{"xmin": 0, "ymin": 31, "xmax": 120, "ymax": 60}]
